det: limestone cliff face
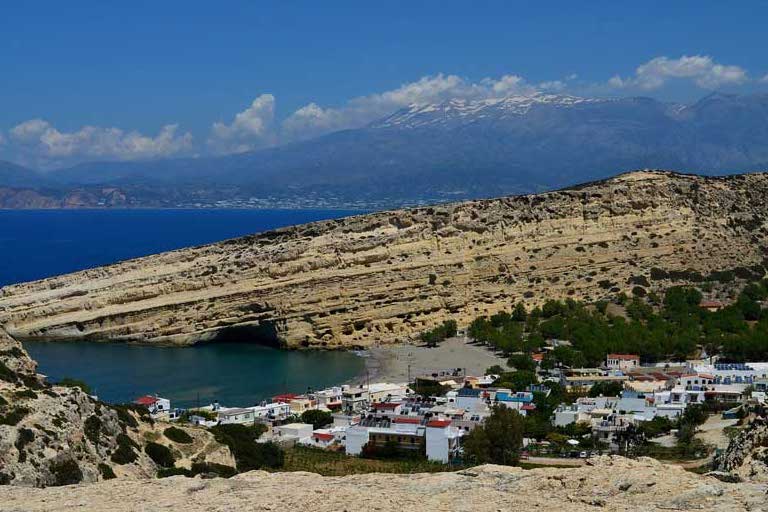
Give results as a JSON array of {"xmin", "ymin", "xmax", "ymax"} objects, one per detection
[
  {"xmin": 1, "ymin": 170, "xmax": 767, "ymax": 348},
  {"xmin": 0, "ymin": 327, "xmax": 233, "ymax": 487}
]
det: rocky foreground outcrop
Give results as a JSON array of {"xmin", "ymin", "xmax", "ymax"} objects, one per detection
[
  {"xmin": 1, "ymin": 457, "xmax": 767, "ymax": 512},
  {"xmin": 716, "ymin": 417, "xmax": 768, "ymax": 482},
  {"xmin": 0, "ymin": 327, "xmax": 232, "ymax": 487},
  {"xmin": 1, "ymin": 170, "xmax": 768, "ymax": 348}
]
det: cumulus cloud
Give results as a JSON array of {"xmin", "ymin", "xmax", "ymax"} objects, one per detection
[
  {"xmin": 8, "ymin": 119, "xmax": 193, "ymax": 168},
  {"xmin": 608, "ymin": 55, "xmax": 748, "ymax": 90},
  {"xmin": 207, "ymin": 94, "xmax": 276, "ymax": 153},
  {"xmin": 760, "ymin": 74, "xmax": 768, "ymax": 83},
  {"xmin": 281, "ymin": 73, "xmax": 542, "ymax": 141}
]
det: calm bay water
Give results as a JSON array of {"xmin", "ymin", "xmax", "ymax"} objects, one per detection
[
  {"xmin": 24, "ymin": 341, "xmax": 364, "ymax": 408},
  {"xmin": 1, "ymin": 209, "xmax": 367, "ymax": 407}
]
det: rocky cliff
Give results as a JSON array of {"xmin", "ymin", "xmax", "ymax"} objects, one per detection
[
  {"xmin": 0, "ymin": 327, "xmax": 233, "ymax": 487},
  {"xmin": 716, "ymin": 416, "xmax": 768, "ymax": 482},
  {"xmin": 1, "ymin": 457, "xmax": 767, "ymax": 511},
  {"xmin": 1, "ymin": 170, "xmax": 767, "ymax": 348}
]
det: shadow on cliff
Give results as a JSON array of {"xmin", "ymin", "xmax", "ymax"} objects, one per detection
[{"xmin": 204, "ymin": 322, "xmax": 284, "ymax": 349}]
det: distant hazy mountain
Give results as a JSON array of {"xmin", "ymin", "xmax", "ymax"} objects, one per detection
[
  {"xmin": 0, "ymin": 160, "xmax": 42, "ymax": 188},
  {"xmin": 5, "ymin": 92, "xmax": 768, "ymax": 208}
]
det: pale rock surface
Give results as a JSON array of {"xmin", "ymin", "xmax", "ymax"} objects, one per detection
[
  {"xmin": 1, "ymin": 457, "xmax": 768, "ymax": 511},
  {"xmin": 1, "ymin": 170, "xmax": 767, "ymax": 348}
]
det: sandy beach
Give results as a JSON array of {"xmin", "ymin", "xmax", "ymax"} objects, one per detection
[{"xmin": 354, "ymin": 337, "xmax": 509, "ymax": 384}]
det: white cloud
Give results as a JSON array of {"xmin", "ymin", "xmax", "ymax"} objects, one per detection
[
  {"xmin": 760, "ymin": 74, "xmax": 768, "ymax": 83},
  {"xmin": 207, "ymin": 94, "xmax": 276, "ymax": 153},
  {"xmin": 609, "ymin": 55, "xmax": 748, "ymax": 90},
  {"xmin": 8, "ymin": 119, "xmax": 193, "ymax": 168},
  {"xmin": 282, "ymin": 73, "xmax": 540, "ymax": 142}
]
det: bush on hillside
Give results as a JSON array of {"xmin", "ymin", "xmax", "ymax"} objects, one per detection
[
  {"xmin": 208, "ymin": 424, "xmax": 282, "ymax": 472},
  {"xmin": 144, "ymin": 442, "xmax": 176, "ymax": 468},
  {"xmin": 50, "ymin": 459, "xmax": 83, "ymax": 486},
  {"xmin": 164, "ymin": 426, "xmax": 193, "ymax": 444}
]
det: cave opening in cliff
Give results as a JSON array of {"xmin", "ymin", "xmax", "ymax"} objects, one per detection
[{"xmin": 207, "ymin": 322, "xmax": 283, "ymax": 348}]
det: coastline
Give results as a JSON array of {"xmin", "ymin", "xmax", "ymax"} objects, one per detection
[{"xmin": 352, "ymin": 337, "xmax": 509, "ymax": 385}]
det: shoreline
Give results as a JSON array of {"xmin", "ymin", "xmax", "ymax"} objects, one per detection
[{"xmin": 351, "ymin": 337, "xmax": 509, "ymax": 385}]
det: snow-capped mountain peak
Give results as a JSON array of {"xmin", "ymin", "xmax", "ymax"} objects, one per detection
[{"xmin": 372, "ymin": 93, "xmax": 607, "ymax": 129}]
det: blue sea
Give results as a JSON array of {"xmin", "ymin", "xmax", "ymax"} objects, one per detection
[
  {"xmin": 1, "ymin": 209, "xmax": 367, "ymax": 407},
  {"xmin": 0, "ymin": 209, "xmax": 362, "ymax": 287}
]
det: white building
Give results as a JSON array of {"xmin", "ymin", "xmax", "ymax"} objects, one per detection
[
  {"xmin": 425, "ymin": 419, "xmax": 463, "ymax": 463},
  {"xmin": 276, "ymin": 423, "xmax": 314, "ymax": 443},
  {"xmin": 218, "ymin": 407, "xmax": 256, "ymax": 425},
  {"xmin": 606, "ymin": 354, "xmax": 640, "ymax": 371},
  {"xmin": 133, "ymin": 395, "xmax": 171, "ymax": 418},
  {"xmin": 367, "ymin": 382, "xmax": 409, "ymax": 403},
  {"xmin": 249, "ymin": 402, "xmax": 292, "ymax": 422},
  {"xmin": 693, "ymin": 362, "xmax": 768, "ymax": 384}
]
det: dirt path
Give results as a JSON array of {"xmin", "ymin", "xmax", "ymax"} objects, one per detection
[{"xmin": 696, "ymin": 415, "xmax": 738, "ymax": 450}]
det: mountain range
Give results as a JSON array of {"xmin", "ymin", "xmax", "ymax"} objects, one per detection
[{"xmin": 3, "ymin": 92, "xmax": 768, "ymax": 208}]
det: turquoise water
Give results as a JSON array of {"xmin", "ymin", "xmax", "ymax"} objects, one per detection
[{"xmin": 24, "ymin": 341, "xmax": 364, "ymax": 408}]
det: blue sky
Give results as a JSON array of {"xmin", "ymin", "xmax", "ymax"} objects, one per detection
[{"xmin": 2, "ymin": 1, "xmax": 768, "ymax": 168}]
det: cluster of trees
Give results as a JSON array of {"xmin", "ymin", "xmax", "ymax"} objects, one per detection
[
  {"xmin": 462, "ymin": 406, "xmax": 524, "ymax": 465},
  {"xmin": 465, "ymin": 279, "xmax": 768, "ymax": 366},
  {"xmin": 420, "ymin": 320, "xmax": 458, "ymax": 347},
  {"xmin": 208, "ymin": 424, "xmax": 284, "ymax": 472},
  {"xmin": 300, "ymin": 409, "xmax": 332, "ymax": 429}
]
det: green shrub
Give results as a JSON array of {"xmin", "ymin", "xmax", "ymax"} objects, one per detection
[
  {"xmin": 0, "ymin": 394, "xmax": 7, "ymax": 407},
  {"xmin": 157, "ymin": 467, "xmax": 191, "ymax": 478},
  {"xmin": 208, "ymin": 424, "xmax": 282, "ymax": 472},
  {"xmin": 190, "ymin": 462, "xmax": 237, "ymax": 478},
  {"xmin": 84, "ymin": 415, "xmax": 102, "ymax": 445},
  {"xmin": 145, "ymin": 442, "xmax": 175, "ymax": 468},
  {"xmin": 163, "ymin": 426, "xmax": 193, "ymax": 444},
  {"xmin": 111, "ymin": 434, "xmax": 138, "ymax": 465},
  {"xmin": 98, "ymin": 463, "xmax": 116, "ymax": 480},
  {"xmin": 13, "ymin": 389, "xmax": 37, "ymax": 400},
  {"xmin": 0, "ymin": 361, "xmax": 17, "ymax": 383},
  {"xmin": 56, "ymin": 377, "xmax": 92, "ymax": 394},
  {"xmin": 112, "ymin": 405, "xmax": 139, "ymax": 429},
  {"xmin": 0, "ymin": 407, "xmax": 30, "ymax": 426},
  {"xmin": 15, "ymin": 428, "xmax": 35, "ymax": 462},
  {"xmin": 50, "ymin": 459, "xmax": 83, "ymax": 486},
  {"xmin": 0, "ymin": 347, "xmax": 25, "ymax": 358},
  {"xmin": 300, "ymin": 410, "xmax": 332, "ymax": 429}
]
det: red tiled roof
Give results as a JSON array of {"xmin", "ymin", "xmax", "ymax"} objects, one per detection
[
  {"xmin": 521, "ymin": 404, "xmax": 536, "ymax": 411},
  {"xmin": 313, "ymin": 432, "xmax": 334, "ymax": 441},
  {"xmin": 426, "ymin": 419, "xmax": 452, "ymax": 428},
  {"xmin": 393, "ymin": 417, "xmax": 421, "ymax": 424},
  {"xmin": 273, "ymin": 394, "xmax": 298, "ymax": 403},
  {"xmin": 372, "ymin": 402, "xmax": 401, "ymax": 410},
  {"xmin": 134, "ymin": 396, "xmax": 158, "ymax": 406},
  {"xmin": 700, "ymin": 301, "xmax": 723, "ymax": 308},
  {"xmin": 531, "ymin": 353, "xmax": 545, "ymax": 362},
  {"xmin": 607, "ymin": 354, "xmax": 639, "ymax": 360}
]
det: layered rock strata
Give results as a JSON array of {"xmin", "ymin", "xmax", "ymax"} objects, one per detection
[{"xmin": 1, "ymin": 170, "xmax": 767, "ymax": 348}]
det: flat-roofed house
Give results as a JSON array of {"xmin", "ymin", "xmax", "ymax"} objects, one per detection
[{"xmin": 606, "ymin": 354, "xmax": 640, "ymax": 371}]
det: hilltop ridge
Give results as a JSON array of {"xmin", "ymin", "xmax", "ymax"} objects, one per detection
[
  {"xmin": 1, "ymin": 169, "xmax": 767, "ymax": 348},
  {"xmin": 1, "ymin": 456, "xmax": 767, "ymax": 511}
]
